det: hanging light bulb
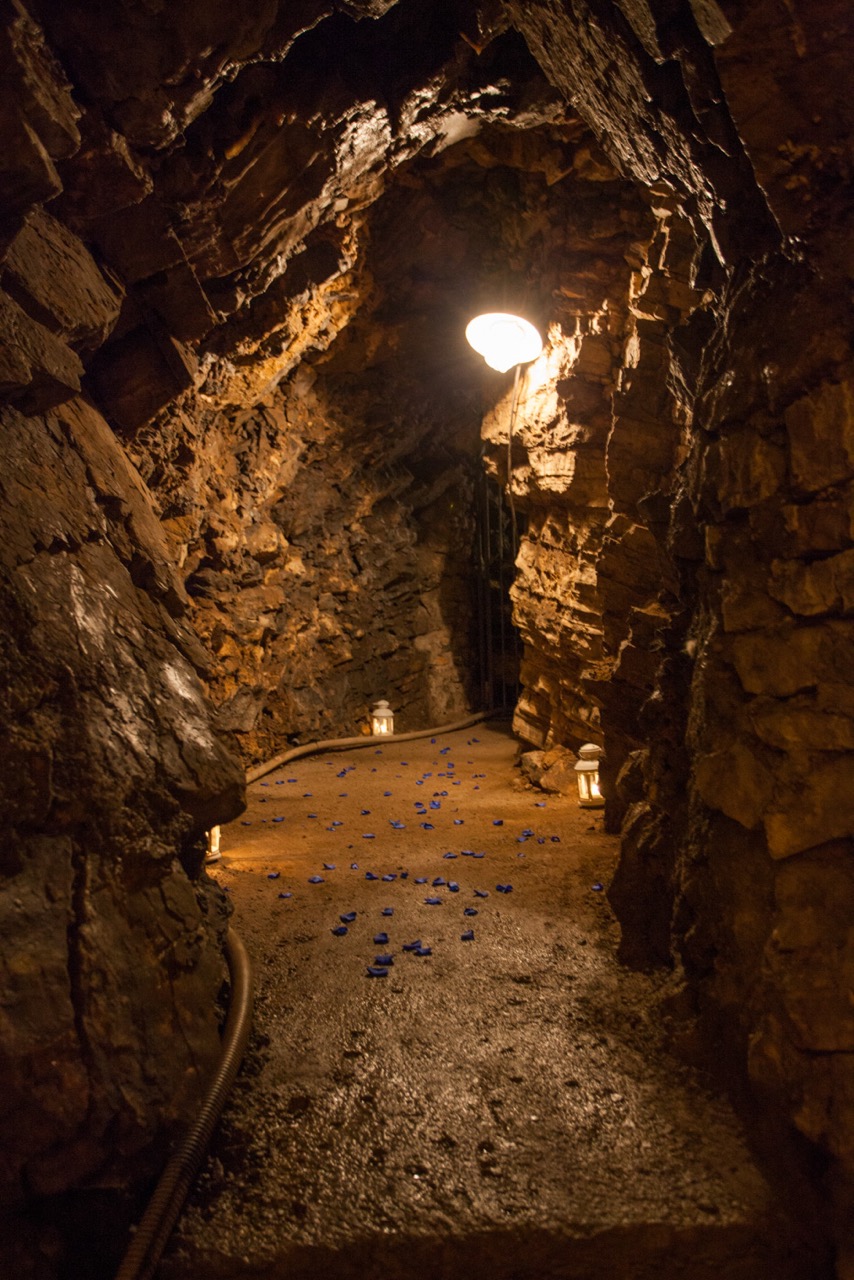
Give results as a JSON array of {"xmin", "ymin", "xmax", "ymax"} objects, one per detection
[{"xmin": 465, "ymin": 312, "xmax": 543, "ymax": 373}]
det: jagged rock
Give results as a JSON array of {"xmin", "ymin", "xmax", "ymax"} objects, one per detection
[
  {"xmin": 0, "ymin": 286, "xmax": 83, "ymax": 410},
  {"xmin": 3, "ymin": 208, "xmax": 122, "ymax": 351}
]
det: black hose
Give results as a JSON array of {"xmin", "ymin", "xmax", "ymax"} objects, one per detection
[
  {"xmin": 115, "ymin": 709, "xmax": 496, "ymax": 1280},
  {"xmin": 114, "ymin": 928, "xmax": 253, "ymax": 1280}
]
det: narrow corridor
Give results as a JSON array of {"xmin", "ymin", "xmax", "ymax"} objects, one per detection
[{"xmin": 161, "ymin": 725, "xmax": 818, "ymax": 1280}]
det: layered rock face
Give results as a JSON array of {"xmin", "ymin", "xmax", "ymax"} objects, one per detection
[{"xmin": 1, "ymin": 0, "xmax": 852, "ymax": 1274}]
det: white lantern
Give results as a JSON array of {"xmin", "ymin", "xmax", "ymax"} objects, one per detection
[
  {"xmin": 574, "ymin": 743, "xmax": 604, "ymax": 808},
  {"xmin": 371, "ymin": 699, "xmax": 394, "ymax": 736},
  {"xmin": 206, "ymin": 825, "xmax": 221, "ymax": 862},
  {"xmin": 465, "ymin": 312, "xmax": 543, "ymax": 373}
]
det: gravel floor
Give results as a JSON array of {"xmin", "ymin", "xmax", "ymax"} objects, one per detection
[{"xmin": 160, "ymin": 723, "xmax": 826, "ymax": 1280}]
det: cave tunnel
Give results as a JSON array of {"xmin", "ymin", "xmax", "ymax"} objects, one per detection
[{"xmin": 1, "ymin": 0, "xmax": 853, "ymax": 1277}]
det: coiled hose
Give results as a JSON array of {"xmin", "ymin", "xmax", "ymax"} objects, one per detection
[{"xmin": 115, "ymin": 709, "xmax": 495, "ymax": 1280}]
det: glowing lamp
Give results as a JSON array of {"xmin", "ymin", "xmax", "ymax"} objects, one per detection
[
  {"xmin": 465, "ymin": 312, "xmax": 543, "ymax": 373},
  {"xmin": 206, "ymin": 825, "xmax": 221, "ymax": 862},
  {"xmin": 574, "ymin": 743, "xmax": 604, "ymax": 809},
  {"xmin": 371, "ymin": 699, "xmax": 394, "ymax": 736}
]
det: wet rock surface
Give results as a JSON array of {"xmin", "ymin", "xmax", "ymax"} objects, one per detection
[{"xmin": 162, "ymin": 726, "xmax": 826, "ymax": 1279}]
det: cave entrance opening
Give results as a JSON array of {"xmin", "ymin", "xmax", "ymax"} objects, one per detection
[{"xmin": 474, "ymin": 458, "xmax": 523, "ymax": 713}]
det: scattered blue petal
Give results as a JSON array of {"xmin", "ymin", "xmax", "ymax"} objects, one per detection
[
  {"xmin": 341, "ymin": 912, "xmax": 357, "ymax": 923},
  {"xmin": 365, "ymin": 872, "xmax": 379, "ymax": 881},
  {"xmin": 415, "ymin": 876, "xmax": 427, "ymax": 884},
  {"xmin": 390, "ymin": 820, "xmax": 405, "ymax": 829},
  {"xmin": 267, "ymin": 871, "xmax": 280, "ymax": 879},
  {"xmin": 261, "ymin": 782, "xmax": 270, "ymax": 787},
  {"xmin": 474, "ymin": 889, "xmax": 489, "ymax": 898},
  {"xmin": 374, "ymin": 954, "xmax": 394, "ymax": 967},
  {"xmin": 278, "ymin": 892, "xmax": 292, "ymax": 899},
  {"xmin": 551, "ymin": 836, "xmax": 561, "ymax": 843},
  {"xmin": 415, "ymin": 945, "xmax": 432, "ymax": 957},
  {"xmin": 362, "ymin": 833, "xmax": 375, "ymax": 839},
  {"xmin": 308, "ymin": 876, "xmax": 324, "ymax": 884},
  {"xmin": 429, "ymin": 801, "xmax": 441, "ymax": 810},
  {"xmin": 361, "ymin": 809, "xmax": 371, "ymax": 816},
  {"xmin": 496, "ymin": 883, "xmax": 513, "ymax": 893},
  {"xmin": 443, "ymin": 852, "xmax": 458, "ymax": 860},
  {"xmin": 308, "ymin": 813, "xmax": 318, "ymax": 819},
  {"xmin": 461, "ymin": 930, "xmax": 475, "ymax": 942},
  {"xmin": 241, "ymin": 821, "xmax": 252, "ymax": 826},
  {"xmin": 384, "ymin": 791, "xmax": 393, "ymax": 797},
  {"xmin": 432, "ymin": 877, "xmax": 446, "ymax": 887},
  {"xmin": 592, "ymin": 882, "xmax": 604, "ymax": 892},
  {"xmin": 323, "ymin": 863, "xmax": 336, "ymax": 870},
  {"xmin": 374, "ymin": 932, "xmax": 389, "ymax": 945},
  {"xmin": 366, "ymin": 966, "xmax": 388, "ymax": 978},
  {"xmin": 350, "ymin": 862, "xmax": 359, "ymax": 870},
  {"xmin": 402, "ymin": 940, "xmax": 422, "ymax": 952},
  {"xmin": 332, "ymin": 926, "xmax": 348, "ymax": 936},
  {"xmin": 472, "ymin": 852, "xmax": 485, "ymax": 859},
  {"xmin": 454, "ymin": 819, "xmax": 464, "ymax": 825},
  {"xmin": 424, "ymin": 897, "xmax": 442, "ymax": 906},
  {"xmin": 381, "ymin": 907, "xmax": 394, "ymax": 917},
  {"xmin": 400, "ymin": 872, "xmax": 409, "ymax": 880},
  {"xmin": 464, "ymin": 907, "xmax": 478, "ymax": 917},
  {"xmin": 535, "ymin": 801, "xmax": 546, "ymax": 808},
  {"xmin": 492, "ymin": 819, "xmax": 503, "ymax": 827},
  {"xmin": 421, "ymin": 823, "xmax": 434, "ymax": 830},
  {"xmin": 382, "ymin": 874, "xmax": 396, "ymax": 882},
  {"xmin": 448, "ymin": 882, "xmax": 460, "ymax": 893},
  {"xmin": 273, "ymin": 816, "xmax": 284, "ymax": 823}
]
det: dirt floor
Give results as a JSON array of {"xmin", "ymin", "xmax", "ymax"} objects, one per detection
[{"xmin": 160, "ymin": 722, "xmax": 826, "ymax": 1280}]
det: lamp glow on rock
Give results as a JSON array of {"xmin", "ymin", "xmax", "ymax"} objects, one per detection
[
  {"xmin": 371, "ymin": 699, "xmax": 394, "ymax": 736},
  {"xmin": 465, "ymin": 312, "xmax": 543, "ymax": 373},
  {"xmin": 575, "ymin": 743, "xmax": 605, "ymax": 809}
]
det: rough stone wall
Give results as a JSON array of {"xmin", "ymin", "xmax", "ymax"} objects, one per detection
[
  {"xmin": 503, "ymin": 0, "xmax": 854, "ymax": 1263},
  {"xmin": 129, "ymin": 376, "xmax": 480, "ymax": 761},
  {"xmin": 0, "ymin": 395, "xmax": 244, "ymax": 1223}
]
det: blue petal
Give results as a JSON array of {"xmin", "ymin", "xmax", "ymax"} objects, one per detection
[
  {"xmin": 402, "ymin": 940, "xmax": 422, "ymax": 952},
  {"xmin": 432, "ymin": 877, "xmax": 446, "ymax": 886},
  {"xmin": 323, "ymin": 863, "xmax": 336, "ymax": 870},
  {"xmin": 424, "ymin": 897, "xmax": 442, "ymax": 905},
  {"xmin": 421, "ymin": 823, "xmax": 434, "ymax": 830},
  {"xmin": 448, "ymin": 882, "xmax": 460, "ymax": 893},
  {"xmin": 374, "ymin": 933, "xmax": 389, "ymax": 945},
  {"xmin": 362, "ymin": 833, "xmax": 375, "ymax": 839},
  {"xmin": 278, "ymin": 892, "xmax": 292, "ymax": 899},
  {"xmin": 384, "ymin": 791, "xmax": 393, "ymax": 797},
  {"xmin": 592, "ymin": 882, "xmax": 604, "ymax": 891},
  {"xmin": 267, "ymin": 871, "xmax": 280, "ymax": 879},
  {"xmin": 382, "ymin": 874, "xmax": 396, "ymax": 882},
  {"xmin": 551, "ymin": 836, "xmax": 561, "ymax": 843},
  {"xmin": 273, "ymin": 816, "xmax": 284, "ymax": 823},
  {"xmin": 350, "ymin": 862, "xmax": 359, "ymax": 870},
  {"xmin": 492, "ymin": 819, "xmax": 503, "ymax": 827},
  {"xmin": 381, "ymin": 907, "xmax": 394, "ymax": 916},
  {"xmin": 415, "ymin": 946, "xmax": 432, "ymax": 957},
  {"xmin": 332, "ymin": 926, "xmax": 348, "ymax": 936},
  {"xmin": 340, "ymin": 912, "xmax": 357, "ymax": 923},
  {"xmin": 241, "ymin": 821, "xmax": 252, "ymax": 826},
  {"xmin": 366, "ymin": 966, "xmax": 388, "ymax": 978},
  {"xmin": 461, "ymin": 930, "xmax": 475, "ymax": 941},
  {"xmin": 415, "ymin": 876, "xmax": 427, "ymax": 884},
  {"xmin": 400, "ymin": 872, "xmax": 409, "ymax": 880},
  {"xmin": 361, "ymin": 810, "xmax": 371, "ymax": 816},
  {"xmin": 365, "ymin": 872, "xmax": 379, "ymax": 881},
  {"xmin": 474, "ymin": 890, "xmax": 489, "ymax": 898},
  {"xmin": 374, "ymin": 954, "xmax": 394, "ymax": 966},
  {"xmin": 308, "ymin": 876, "xmax": 324, "ymax": 884},
  {"xmin": 464, "ymin": 907, "xmax": 478, "ymax": 917},
  {"xmin": 454, "ymin": 819, "xmax": 464, "ymax": 825},
  {"xmin": 443, "ymin": 852, "xmax": 457, "ymax": 860}
]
